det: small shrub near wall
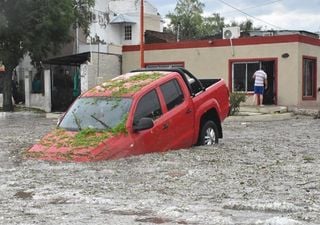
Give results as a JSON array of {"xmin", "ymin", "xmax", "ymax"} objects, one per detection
[{"xmin": 230, "ymin": 92, "xmax": 246, "ymax": 116}]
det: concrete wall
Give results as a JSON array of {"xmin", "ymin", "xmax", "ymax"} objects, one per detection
[
  {"xmin": 144, "ymin": 14, "xmax": 163, "ymax": 33},
  {"xmin": 79, "ymin": 43, "xmax": 122, "ymax": 55},
  {"xmin": 29, "ymin": 94, "xmax": 45, "ymax": 109},
  {"xmin": 24, "ymin": 69, "xmax": 51, "ymax": 112},
  {"xmin": 122, "ymin": 36, "xmax": 320, "ymax": 107},
  {"xmin": 81, "ymin": 53, "xmax": 121, "ymax": 93},
  {"xmin": 123, "ymin": 42, "xmax": 300, "ymax": 79}
]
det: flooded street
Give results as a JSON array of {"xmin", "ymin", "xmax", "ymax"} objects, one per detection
[{"xmin": 0, "ymin": 112, "xmax": 319, "ymax": 225}]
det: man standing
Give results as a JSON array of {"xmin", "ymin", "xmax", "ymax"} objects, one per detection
[
  {"xmin": 253, "ymin": 68, "xmax": 268, "ymax": 106},
  {"xmin": 0, "ymin": 62, "xmax": 5, "ymax": 72}
]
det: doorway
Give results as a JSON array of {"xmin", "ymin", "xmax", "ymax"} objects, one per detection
[
  {"xmin": 261, "ymin": 61, "xmax": 276, "ymax": 105},
  {"xmin": 51, "ymin": 65, "xmax": 80, "ymax": 112}
]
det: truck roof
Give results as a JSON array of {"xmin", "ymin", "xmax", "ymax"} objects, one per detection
[{"xmin": 82, "ymin": 71, "xmax": 172, "ymax": 98}]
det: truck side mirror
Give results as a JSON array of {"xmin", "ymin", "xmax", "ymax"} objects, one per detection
[{"xmin": 133, "ymin": 117, "xmax": 154, "ymax": 132}]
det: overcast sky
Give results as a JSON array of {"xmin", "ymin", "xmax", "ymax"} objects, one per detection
[{"xmin": 148, "ymin": 0, "xmax": 320, "ymax": 33}]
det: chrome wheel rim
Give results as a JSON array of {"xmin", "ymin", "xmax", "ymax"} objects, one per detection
[{"xmin": 204, "ymin": 127, "xmax": 216, "ymax": 145}]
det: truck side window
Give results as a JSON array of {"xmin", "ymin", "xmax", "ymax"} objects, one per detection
[
  {"xmin": 160, "ymin": 79, "xmax": 184, "ymax": 111},
  {"xmin": 133, "ymin": 90, "xmax": 162, "ymax": 125}
]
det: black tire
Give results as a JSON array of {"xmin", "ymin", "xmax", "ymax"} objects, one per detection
[{"xmin": 199, "ymin": 120, "xmax": 219, "ymax": 145}]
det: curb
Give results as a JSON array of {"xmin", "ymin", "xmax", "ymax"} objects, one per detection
[
  {"xmin": 46, "ymin": 113, "xmax": 62, "ymax": 119},
  {"xmin": 226, "ymin": 112, "xmax": 294, "ymax": 122}
]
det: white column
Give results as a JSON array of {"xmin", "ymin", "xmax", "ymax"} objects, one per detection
[
  {"xmin": 80, "ymin": 63, "xmax": 89, "ymax": 93},
  {"xmin": 44, "ymin": 69, "xmax": 51, "ymax": 112},
  {"xmin": 24, "ymin": 70, "xmax": 31, "ymax": 107}
]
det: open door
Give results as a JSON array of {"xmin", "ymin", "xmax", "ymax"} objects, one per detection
[{"xmin": 262, "ymin": 61, "xmax": 276, "ymax": 105}]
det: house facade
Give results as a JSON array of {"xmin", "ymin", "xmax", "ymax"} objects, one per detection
[
  {"xmin": 14, "ymin": 0, "xmax": 162, "ymax": 112},
  {"xmin": 79, "ymin": 0, "xmax": 162, "ymax": 54},
  {"xmin": 122, "ymin": 34, "xmax": 320, "ymax": 108}
]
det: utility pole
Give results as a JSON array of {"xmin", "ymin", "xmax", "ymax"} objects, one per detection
[
  {"xmin": 177, "ymin": 22, "xmax": 180, "ymax": 42},
  {"xmin": 74, "ymin": 0, "xmax": 79, "ymax": 54},
  {"xmin": 140, "ymin": 0, "xmax": 144, "ymax": 68}
]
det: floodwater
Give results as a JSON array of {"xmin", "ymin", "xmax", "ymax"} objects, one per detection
[{"xmin": 0, "ymin": 112, "xmax": 319, "ymax": 225}]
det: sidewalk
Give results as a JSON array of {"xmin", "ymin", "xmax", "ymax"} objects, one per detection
[
  {"xmin": 226, "ymin": 105, "xmax": 294, "ymax": 122},
  {"xmin": 226, "ymin": 105, "xmax": 319, "ymax": 122}
]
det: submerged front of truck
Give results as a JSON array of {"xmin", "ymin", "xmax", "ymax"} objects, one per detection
[
  {"xmin": 26, "ymin": 96, "xmax": 133, "ymax": 162},
  {"xmin": 25, "ymin": 71, "xmax": 165, "ymax": 162}
]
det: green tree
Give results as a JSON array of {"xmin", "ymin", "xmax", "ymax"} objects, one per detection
[
  {"xmin": 166, "ymin": 0, "xmax": 227, "ymax": 40},
  {"xmin": 230, "ymin": 19, "xmax": 261, "ymax": 32},
  {"xmin": 166, "ymin": 0, "xmax": 262, "ymax": 40},
  {"xmin": 199, "ymin": 13, "xmax": 225, "ymax": 38},
  {"xmin": 166, "ymin": 0, "xmax": 205, "ymax": 40},
  {"xmin": 0, "ymin": 0, "xmax": 94, "ymax": 111}
]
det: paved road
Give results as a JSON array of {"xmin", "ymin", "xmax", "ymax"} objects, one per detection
[{"xmin": 0, "ymin": 112, "xmax": 319, "ymax": 225}]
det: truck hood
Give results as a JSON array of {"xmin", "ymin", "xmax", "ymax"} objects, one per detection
[{"xmin": 25, "ymin": 129, "xmax": 128, "ymax": 162}]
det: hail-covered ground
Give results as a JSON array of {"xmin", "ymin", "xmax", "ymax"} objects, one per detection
[{"xmin": 0, "ymin": 111, "xmax": 319, "ymax": 225}]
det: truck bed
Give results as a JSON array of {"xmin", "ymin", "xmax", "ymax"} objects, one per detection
[{"xmin": 199, "ymin": 79, "xmax": 221, "ymax": 89}]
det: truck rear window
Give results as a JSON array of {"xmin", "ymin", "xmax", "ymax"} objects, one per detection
[{"xmin": 160, "ymin": 79, "xmax": 184, "ymax": 111}]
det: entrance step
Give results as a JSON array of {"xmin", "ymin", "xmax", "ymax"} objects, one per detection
[
  {"xmin": 228, "ymin": 105, "xmax": 292, "ymax": 122},
  {"xmin": 240, "ymin": 105, "xmax": 288, "ymax": 114}
]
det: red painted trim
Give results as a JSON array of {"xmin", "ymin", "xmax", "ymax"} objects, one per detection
[
  {"xmin": 123, "ymin": 45, "xmax": 140, "ymax": 52},
  {"xmin": 228, "ymin": 57, "xmax": 278, "ymax": 104},
  {"xmin": 274, "ymin": 59, "xmax": 278, "ymax": 105},
  {"xmin": 140, "ymin": 0, "xmax": 144, "ymax": 68},
  {"xmin": 302, "ymin": 55, "xmax": 317, "ymax": 101},
  {"xmin": 299, "ymin": 35, "xmax": 320, "ymax": 47},
  {"xmin": 144, "ymin": 61, "xmax": 185, "ymax": 67},
  {"xmin": 123, "ymin": 34, "xmax": 320, "ymax": 52}
]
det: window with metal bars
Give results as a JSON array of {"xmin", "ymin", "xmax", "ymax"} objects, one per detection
[
  {"xmin": 302, "ymin": 56, "xmax": 317, "ymax": 100},
  {"xmin": 124, "ymin": 25, "xmax": 132, "ymax": 40}
]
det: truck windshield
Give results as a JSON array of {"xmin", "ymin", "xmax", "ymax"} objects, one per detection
[{"xmin": 58, "ymin": 97, "xmax": 132, "ymax": 131}]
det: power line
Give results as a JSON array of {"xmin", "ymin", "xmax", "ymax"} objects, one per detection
[
  {"xmin": 216, "ymin": 0, "xmax": 284, "ymax": 30},
  {"xmin": 221, "ymin": 0, "xmax": 282, "ymax": 15}
]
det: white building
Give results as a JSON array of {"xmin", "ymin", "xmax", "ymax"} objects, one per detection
[
  {"xmin": 15, "ymin": 0, "xmax": 163, "ymax": 112},
  {"xmin": 79, "ymin": 0, "xmax": 163, "ymax": 54}
]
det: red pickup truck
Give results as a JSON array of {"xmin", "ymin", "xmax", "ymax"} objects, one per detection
[{"xmin": 26, "ymin": 68, "xmax": 230, "ymax": 162}]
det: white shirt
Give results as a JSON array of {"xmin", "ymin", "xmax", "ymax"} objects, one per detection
[{"xmin": 253, "ymin": 70, "xmax": 267, "ymax": 87}]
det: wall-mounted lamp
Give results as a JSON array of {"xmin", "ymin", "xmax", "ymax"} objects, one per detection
[
  {"xmin": 208, "ymin": 40, "xmax": 213, "ymax": 44},
  {"xmin": 282, "ymin": 53, "xmax": 289, "ymax": 58}
]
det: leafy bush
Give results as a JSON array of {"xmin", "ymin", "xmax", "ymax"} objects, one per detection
[{"xmin": 230, "ymin": 92, "xmax": 246, "ymax": 115}]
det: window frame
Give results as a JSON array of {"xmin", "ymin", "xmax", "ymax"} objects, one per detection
[
  {"xmin": 133, "ymin": 89, "xmax": 162, "ymax": 125},
  {"xmin": 159, "ymin": 79, "xmax": 185, "ymax": 111},
  {"xmin": 302, "ymin": 56, "xmax": 317, "ymax": 100},
  {"xmin": 232, "ymin": 61, "xmax": 260, "ymax": 93}
]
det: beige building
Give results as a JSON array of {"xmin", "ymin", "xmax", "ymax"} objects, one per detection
[{"xmin": 122, "ymin": 34, "xmax": 320, "ymax": 108}]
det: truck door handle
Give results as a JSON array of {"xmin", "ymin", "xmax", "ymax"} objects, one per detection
[
  {"xmin": 186, "ymin": 108, "xmax": 192, "ymax": 114},
  {"xmin": 162, "ymin": 123, "xmax": 169, "ymax": 130}
]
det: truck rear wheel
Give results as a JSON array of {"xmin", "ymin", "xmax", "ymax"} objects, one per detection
[{"xmin": 199, "ymin": 121, "xmax": 219, "ymax": 145}]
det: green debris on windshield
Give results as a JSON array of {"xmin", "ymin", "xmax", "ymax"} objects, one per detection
[
  {"xmin": 73, "ymin": 128, "xmax": 110, "ymax": 147},
  {"xmin": 37, "ymin": 113, "xmax": 128, "ymax": 149},
  {"xmin": 37, "ymin": 128, "xmax": 110, "ymax": 149},
  {"xmin": 110, "ymin": 114, "xmax": 128, "ymax": 135}
]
